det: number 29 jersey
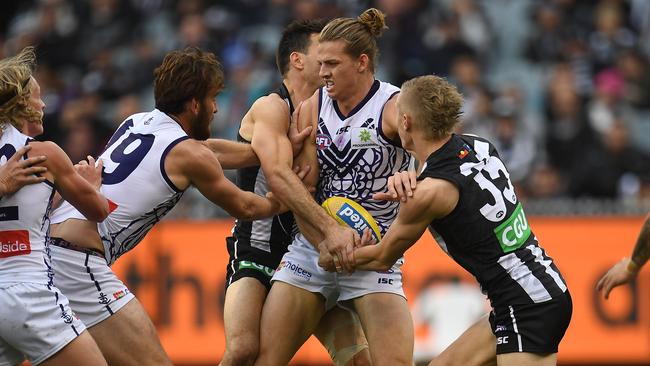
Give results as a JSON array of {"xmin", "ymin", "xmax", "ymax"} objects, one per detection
[
  {"xmin": 50, "ymin": 109, "xmax": 188, "ymax": 265},
  {"xmin": 420, "ymin": 134, "xmax": 567, "ymax": 307}
]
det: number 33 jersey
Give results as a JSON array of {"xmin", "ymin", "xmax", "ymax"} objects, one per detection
[
  {"xmin": 51, "ymin": 109, "xmax": 188, "ymax": 265},
  {"xmin": 420, "ymin": 134, "xmax": 567, "ymax": 307}
]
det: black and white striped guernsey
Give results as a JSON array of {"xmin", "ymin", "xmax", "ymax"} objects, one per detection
[
  {"xmin": 231, "ymin": 84, "xmax": 298, "ymax": 258},
  {"xmin": 420, "ymin": 134, "xmax": 567, "ymax": 307}
]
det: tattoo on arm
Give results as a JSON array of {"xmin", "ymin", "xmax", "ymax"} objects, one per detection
[{"xmin": 631, "ymin": 215, "xmax": 650, "ymax": 268}]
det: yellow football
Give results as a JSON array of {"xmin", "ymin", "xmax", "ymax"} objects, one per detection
[{"xmin": 321, "ymin": 196, "xmax": 382, "ymax": 242}]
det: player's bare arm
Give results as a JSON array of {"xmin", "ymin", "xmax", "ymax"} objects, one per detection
[
  {"xmin": 166, "ymin": 139, "xmax": 282, "ymax": 220},
  {"xmin": 354, "ymin": 178, "xmax": 458, "ymax": 271},
  {"xmin": 29, "ymin": 141, "xmax": 110, "ymax": 222},
  {"xmin": 201, "ymin": 112, "xmax": 312, "ymax": 170},
  {"xmin": 201, "ymin": 138, "xmax": 260, "ymax": 169},
  {"xmin": 597, "ymin": 213, "xmax": 650, "ymax": 299},
  {"xmin": 0, "ymin": 144, "xmax": 47, "ymax": 196}
]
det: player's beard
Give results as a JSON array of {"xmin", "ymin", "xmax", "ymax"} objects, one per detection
[{"xmin": 190, "ymin": 102, "xmax": 211, "ymax": 140}]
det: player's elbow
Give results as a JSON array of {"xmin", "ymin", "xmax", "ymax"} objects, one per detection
[{"xmin": 230, "ymin": 199, "xmax": 267, "ymax": 221}]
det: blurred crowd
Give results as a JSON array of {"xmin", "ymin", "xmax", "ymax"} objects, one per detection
[{"xmin": 2, "ymin": 0, "xmax": 650, "ymax": 217}]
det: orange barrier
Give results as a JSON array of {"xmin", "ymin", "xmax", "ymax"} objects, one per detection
[{"xmin": 111, "ymin": 217, "xmax": 650, "ymax": 364}]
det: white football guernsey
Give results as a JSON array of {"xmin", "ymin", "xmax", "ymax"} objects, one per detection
[
  {"xmin": 0, "ymin": 124, "xmax": 54, "ymax": 285},
  {"xmin": 50, "ymin": 109, "xmax": 188, "ymax": 265},
  {"xmin": 295, "ymin": 80, "xmax": 411, "ymax": 249},
  {"xmin": 273, "ymin": 80, "xmax": 411, "ymax": 303}
]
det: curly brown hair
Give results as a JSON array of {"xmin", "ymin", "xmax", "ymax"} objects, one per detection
[
  {"xmin": 154, "ymin": 47, "xmax": 224, "ymax": 115},
  {"xmin": 319, "ymin": 8, "xmax": 387, "ymax": 73},
  {"xmin": 0, "ymin": 47, "xmax": 40, "ymax": 132},
  {"xmin": 400, "ymin": 75, "xmax": 463, "ymax": 139}
]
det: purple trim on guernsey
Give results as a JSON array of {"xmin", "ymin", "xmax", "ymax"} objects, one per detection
[
  {"xmin": 377, "ymin": 90, "xmax": 402, "ymax": 147},
  {"xmin": 332, "ymin": 80, "xmax": 380, "ymax": 120},
  {"xmin": 159, "ymin": 135, "xmax": 190, "ymax": 193}
]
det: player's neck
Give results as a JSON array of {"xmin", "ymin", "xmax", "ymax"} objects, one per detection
[
  {"xmin": 166, "ymin": 112, "xmax": 191, "ymax": 134},
  {"xmin": 336, "ymin": 75, "xmax": 374, "ymax": 116},
  {"xmin": 283, "ymin": 75, "xmax": 315, "ymax": 106},
  {"xmin": 414, "ymin": 134, "xmax": 452, "ymax": 164}
]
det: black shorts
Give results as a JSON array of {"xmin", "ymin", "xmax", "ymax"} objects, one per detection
[
  {"xmin": 225, "ymin": 236, "xmax": 287, "ymax": 291},
  {"xmin": 489, "ymin": 290, "xmax": 572, "ymax": 355}
]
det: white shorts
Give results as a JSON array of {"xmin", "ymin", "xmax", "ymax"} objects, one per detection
[
  {"xmin": 271, "ymin": 235, "xmax": 405, "ymax": 308},
  {"xmin": 49, "ymin": 244, "xmax": 134, "ymax": 327},
  {"xmin": 0, "ymin": 282, "xmax": 86, "ymax": 366}
]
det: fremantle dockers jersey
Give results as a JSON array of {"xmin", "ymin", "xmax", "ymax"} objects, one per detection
[
  {"xmin": 315, "ymin": 80, "xmax": 411, "ymax": 236},
  {"xmin": 0, "ymin": 125, "xmax": 55, "ymax": 284},
  {"xmin": 231, "ymin": 84, "xmax": 298, "ymax": 255},
  {"xmin": 50, "ymin": 109, "xmax": 188, "ymax": 265},
  {"xmin": 420, "ymin": 134, "xmax": 567, "ymax": 307}
]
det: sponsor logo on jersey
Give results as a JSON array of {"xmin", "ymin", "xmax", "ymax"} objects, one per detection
[
  {"xmin": 239, "ymin": 260, "xmax": 275, "ymax": 277},
  {"xmin": 351, "ymin": 127, "xmax": 379, "ymax": 149},
  {"xmin": 336, "ymin": 126, "xmax": 350, "ymax": 135},
  {"xmin": 316, "ymin": 134, "xmax": 332, "ymax": 150},
  {"xmin": 0, "ymin": 230, "xmax": 30, "ymax": 258},
  {"xmin": 276, "ymin": 260, "xmax": 312, "ymax": 280},
  {"xmin": 494, "ymin": 203, "xmax": 531, "ymax": 253},
  {"xmin": 496, "ymin": 336, "xmax": 509, "ymax": 344},
  {"xmin": 377, "ymin": 277, "xmax": 394, "ymax": 285},
  {"xmin": 113, "ymin": 288, "xmax": 130, "ymax": 300},
  {"xmin": 495, "ymin": 325, "xmax": 508, "ymax": 332}
]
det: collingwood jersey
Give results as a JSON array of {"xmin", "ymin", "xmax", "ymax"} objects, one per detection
[
  {"xmin": 315, "ymin": 80, "xmax": 411, "ymax": 235},
  {"xmin": 50, "ymin": 109, "xmax": 187, "ymax": 265},
  {"xmin": 0, "ymin": 125, "xmax": 55, "ymax": 284},
  {"xmin": 420, "ymin": 134, "xmax": 567, "ymax": 307},
  {"xmin": 231, "ymin": 84, "xmax": 298, "ymax": 259}
]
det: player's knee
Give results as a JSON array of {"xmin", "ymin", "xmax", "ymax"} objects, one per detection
[
  {"xmin": 345, "ymin": 349, "xmax": 372, "ymax": 366},
  {"xmin": 223, "ymin": 340, "xmax": 259, "ymax": 366}
]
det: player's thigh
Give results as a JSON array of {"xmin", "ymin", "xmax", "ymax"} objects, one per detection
[
  {"xmin": 497, "ymin": 352, "xmax": 557, "ymax": 366},
  {"xmin": 223, "ymin": 277, "xmax": 268, "ymax": 350},
  {"xmin": 353, "ymin": 293, "xmax": 413, "ymax": 366},
  {"xmin": 314, "ymin": 306, "xmax": 370, "ymax": 366},
  {"xmin": 255, "ymin": 281, "xmax": 326, "ymax": 366},
  {"xmin": 428, "ymin": 313, "xmax": 496, "ymax": 366},
  {"xmin": 40, "ymin": 331, "xmax": 107, "ymax": 366},
  {"xmin": 88, "ymin": 298, "xmax": 172, "ymax": 366}
]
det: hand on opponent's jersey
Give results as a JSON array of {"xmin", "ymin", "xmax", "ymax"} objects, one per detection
[
  {"xmin": 373, "ymin": 170, "xmax": 417, "ymax": 202},
  {"xmin": 0, "ymin": 145, "xmax": 47, "ymax": 196},
  {"xmin": 74, "ymin": 155, "xmax": 104, "ymax": 190}
]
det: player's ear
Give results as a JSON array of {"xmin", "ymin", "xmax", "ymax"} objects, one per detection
[
  {"xmin": 189, "ymin": 98, "xmax": 200, "ymax": 115},
  {"xmin": 290, "ymin": 51, "xmax": 303, "ymax": 71},
  {"xmin": 357, "ymin": 54, "xmax": 369, "ymax": 73},
  {"xmin": 402, "ymin": 112, "xmax": 411, "ymax": 131}
]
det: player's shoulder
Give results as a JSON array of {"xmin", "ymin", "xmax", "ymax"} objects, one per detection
[
  {"xmin": 28, "ymin": 140, "xmax": 63, "ymax": 158},
  {"xmin": 250, "ymin": 94, "xmax": 290, "ymax": 117},
  {"xmin": 378, "ymin": 80, "xmax": 400, "ymax": 97}
]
